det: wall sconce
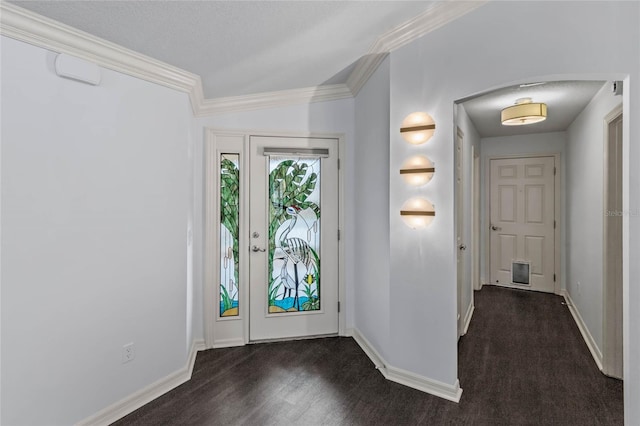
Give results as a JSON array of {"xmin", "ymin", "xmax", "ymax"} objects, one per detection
[
  {"xmin": 400, "ymin": 112, "xmax": 436, "ymax": 145},
  {"xmin": 400, "ymin": 155, "xmax": 435, "ymax": 186},
  {"xmin": 400, "ymin": 197, "xmax": 435, "ymax": 229}
]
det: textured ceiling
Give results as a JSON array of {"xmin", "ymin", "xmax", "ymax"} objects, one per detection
[
  {"xmin": 11, "ymin": 0, "xmax": 435, "ymax": 99},
  {"xmin": 461, "ymin": 80, "xmax": 607, "ymax": 138}
]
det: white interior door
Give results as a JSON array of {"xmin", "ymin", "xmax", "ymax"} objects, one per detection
[
  {"xmin": 248, "ymin": 136, "xmax": 339, "ymax": 341},
  {"xmin": 456, "ymin": 129, "xmax": 466, "ymax": 336},
  {"xmin": 489, "ymin": 156, "xmax": 555, "ymax": 293}
]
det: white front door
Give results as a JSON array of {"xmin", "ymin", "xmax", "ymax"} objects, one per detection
[
  {"xmin": 489, "ymin": 156, "xmax": 555, "ymax": 293},
  {"xmin": 248, "ymin": 136, "xmax": 339, "ymax": 341}
]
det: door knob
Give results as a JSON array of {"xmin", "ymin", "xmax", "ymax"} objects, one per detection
[
  {"xmin": 459, "ymin": 244, "xmax": 467, "ymax": 251},
  {"xmin": 251, "ymin": 245, "xmax": 266, "ymax": 252},
  {"xmin": 491, "ymin": 225, "xmax": 502, "ymax": 231}
]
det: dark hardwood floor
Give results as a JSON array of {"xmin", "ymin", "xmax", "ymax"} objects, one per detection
[{"xmin": 113, "ymin": 286, "xmax": 623, "ymax": 425}]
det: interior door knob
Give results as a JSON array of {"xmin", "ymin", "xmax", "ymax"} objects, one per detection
[
  {"xmin": 491, "ymin": 225, "xmax": 501, "ymax": 231},
  {"xmin": 459, "ymin": 244, "xmax": 467, "ymax": 251}
]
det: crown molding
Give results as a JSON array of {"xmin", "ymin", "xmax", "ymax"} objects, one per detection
[
  {"xmin": 189, "ymin": 79, "xmax": 206, "ymax": 115},
  {"xmin": 375, "ymin": 0, "xmax": 488, "ymax": 53},
  {"xmin": 195, "ymin": 84, "xmax": 353, "ymax": 117},
  {"xmin": 345, "ymin": 53, "xmax": 389, "ymax": 97},
  {"xmin": 0, "ymin": 1, "xmax": 202, "ymax": 112},
  {"xmin": 2, "ymin": 1, "xmax": 487, "ymax": 115},
  {"xmin": 346, "ymin": 0, "xmax": 488, "ymax": 96}
]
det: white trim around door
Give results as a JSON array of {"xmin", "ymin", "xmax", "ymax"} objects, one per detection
[
  {"xmin": 602, "ymin": 104, "xmax": 623, "ymax": 379},
  {"xmin": 203, "ymin": 129, "xmax": 346, "ymax": 349}
]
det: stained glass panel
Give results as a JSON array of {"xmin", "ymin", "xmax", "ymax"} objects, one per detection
[
  {"xmin": 220, "ymin": 154, "xmax": 239, "ymax": 317},
  {"xmin": 268, "ymin": 156, "xmax": 321, "ymax": 313}
]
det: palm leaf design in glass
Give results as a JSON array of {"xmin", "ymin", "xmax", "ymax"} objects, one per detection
[
  {"xmin": 268, "ymin": 156, "xmax": 321, "ymax": 313},
  {"xmin": 220, "ymin": 154, "xmax": 239, "ymax": 317}
]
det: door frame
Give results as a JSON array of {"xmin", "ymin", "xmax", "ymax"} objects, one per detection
[
  {"xmin": 456, "ymin": 127, "xmax": 465, "ymax": 337},
  {"xmin": 203, "ymin": 128, "xmax": 346, "ymax": 349},
  {"xmin": 484, "ymin": 152, "xmax": 562, "ymax": 295},
  {"xmin": 472, "ymin": 149, "xmax": 481, "ymax": 291},
  {"xmin": 455, "ymin": 127, "xmax": 475, "ymax": 338},
  {"xmin": 602, "ymin": 104, "xmax": 623, "ymax": 378}
]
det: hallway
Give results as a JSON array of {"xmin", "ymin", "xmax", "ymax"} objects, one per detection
[
  {"xmin": 457, "ymin": 286, "xmax": 622, "ymax": 424},
  {"xmin": 115, "ymin": 286, "xmax": 622, "ymax": 425}
]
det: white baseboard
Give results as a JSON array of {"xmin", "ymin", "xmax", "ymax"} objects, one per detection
[
  {"xmin": 350, "ymin": 328, "xmax": 386, "ymax": 370},
  {"xmin": 186, "ymin": 339, "xmax": 206, "ymax": 373},
  {"xmin": 385, "ymin": 365, "xmax": 462, "ymax": 403},
  {"xmin": 462, "ymin": 303, "xmax": 475, "ymax": 336},
  {"xmin": 350, "ymin": 328, "xmax": 462, "ymax": 403},
  {"xmin": 561, "ymin": 290, "xmax": 603, "ymax": 370},
  {"xmin": 211, "ymin": 337, "xmax": 246, "ymax": 349},
  {"xmin": 76, "ymin": 339, "xmax": 206, "ymax": 426},
  {"xmin": 78, "ymin": 329, "xmax": 464, "ymax": 425}
]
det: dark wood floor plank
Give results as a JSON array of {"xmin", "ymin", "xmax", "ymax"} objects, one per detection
[{"xmin": 113, "ymin": 286, "xmax": 622, "ymax": 425}]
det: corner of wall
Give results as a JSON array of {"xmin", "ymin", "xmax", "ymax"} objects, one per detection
[{"xmin": 351, "ymin": 328, "xmax": 462, "ymax": 403}]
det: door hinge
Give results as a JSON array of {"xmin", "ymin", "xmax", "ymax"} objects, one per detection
[
  {"xmin": 338, "ymin": 229, "xmax": 341, "ymax": 241},
  {"xmin": 554, "ymin": 220, "xmax": 556, "ymax": 229},
  {"xmin": 553, "ymin": 274, "xmax": 556, "ymax": 282},
  {"xmin": 554, "ymin": 167, "xmax": 557, "ymax": 176},
  {"xmin": 337, "ymin": 158, "xmax": 341, "ymax": 170},
  {"xmin": 338, "ymin": 301, "xmax": 341, "ymax": 312}
]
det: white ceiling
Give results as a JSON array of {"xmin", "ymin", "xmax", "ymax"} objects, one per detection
[
  {"xmin": 10, "ymin": 0, "xmax": 435, "ymax": 99},
  {"xmin": 461, "ymin": 80, "xmax": 607, "ymax": 138},
  {"xmin": 7, "ymin": 1, "xmax": 605, "ymax": 128}
]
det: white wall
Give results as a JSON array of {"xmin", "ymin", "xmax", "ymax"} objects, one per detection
[
  {"xmin": 1, "ymin": 37, "xmax": 193, "ymax": 425},
  {"xmin": 3, "ymin": 1, "xmax": 640, "ymax": 423},
  {"xmin": 191, "ymin": 98, "xmax": 356, "ymax": 342},
  {"xmin": 566, "ymin": 82, "xmax": 622, "ymax": 356},
  {"xmin": 479, "ymin": 131, "xmax": 567, "ymax": 287},
  {"xmin": 481, "ymin": 132, "xmax": 566, "ymax": 158},
  {"xmin": 455, "ymin": 105, "xmax": 481, "ymax": 330},
  {"xmin": 387, "ymin": 3, "xmax": 639, "ymax": 416},
  {"xmin": 353, "ymin": 57, "xmax": 390, "ymax": 357}
]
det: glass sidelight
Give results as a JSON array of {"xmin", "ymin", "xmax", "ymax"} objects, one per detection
[{"xmin": 219, "ymin": 153, "xmax": 240, "ymax": 317}]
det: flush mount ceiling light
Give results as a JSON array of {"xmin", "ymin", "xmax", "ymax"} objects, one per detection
[
  {"xmin": 501, "ymin": 98, "xmax": 547, "ymax": 126},
  {"xmin": 400, "ymin": 112, "xmax": 436, "ymax": 144}
]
